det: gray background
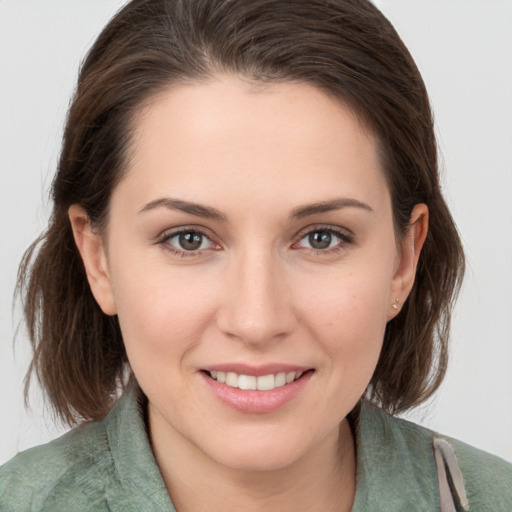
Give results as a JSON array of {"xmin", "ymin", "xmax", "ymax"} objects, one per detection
[{"xmin": 1, "ymin": 0, "xmax": 511, "ymax": 464}]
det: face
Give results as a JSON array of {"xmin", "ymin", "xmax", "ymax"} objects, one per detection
[{"xmin": 73, "ymin": 76, "xmax": 425, "ymax": 473}]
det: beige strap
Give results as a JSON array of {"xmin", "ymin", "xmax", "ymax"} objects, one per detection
[{"xmin": 433, "ymin": 437, "xmax": 469, "ymax": 511}]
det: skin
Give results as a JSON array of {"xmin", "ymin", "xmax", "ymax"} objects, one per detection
[{"xmin": 70, "ymin": 76, "xmax": 428, "ymax": 511}]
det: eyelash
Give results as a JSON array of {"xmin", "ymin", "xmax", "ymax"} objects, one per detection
[
  {"xmin": 156, "ymin": 228, "xmax": 219, "ymax": 258},
  {"xmin": 156, "ymin": 225, "xmax": 354, "ymax": 258},
  {"xmin": 292, "ymin": 225, "xmax": 354, "ymax": 256}
]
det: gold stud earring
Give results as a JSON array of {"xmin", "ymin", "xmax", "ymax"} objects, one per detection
[{"xmin": 392, "ymin": 298, "xmax": 400, "ymax": 310}]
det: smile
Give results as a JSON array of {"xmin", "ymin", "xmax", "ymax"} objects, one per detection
[
  {"xmin": 201, "ymin": 367, "xmax": 314, "ymax": 413},
  {"xmin": 208, "ymin": 370, "xmax": 304, "ymax": 391}
]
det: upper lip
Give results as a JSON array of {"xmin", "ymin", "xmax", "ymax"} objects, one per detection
[{"xmin": 201, "ymin": 363, "xmax": 312, "ymax": 377}]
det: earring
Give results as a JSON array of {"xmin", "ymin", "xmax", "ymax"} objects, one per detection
[{"xmin": 392, "ymin": 298, "xmax": 400, "ymax": 310}]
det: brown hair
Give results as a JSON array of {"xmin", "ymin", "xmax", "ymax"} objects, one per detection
[{"xmin": 18, "ymin": 0, "xmax": 464, "ymax": 424}]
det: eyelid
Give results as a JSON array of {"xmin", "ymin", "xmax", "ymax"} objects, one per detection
[
  {"xmin": 155, "ymin": 224, "xmax": 217, "ymax": 242},
  {"xmin": 155, "ymin": 225, "xmax": 222, "ymax": 256},
  {"xmin": 153, "ymin": 223, "xmax": 353, "ymax": 257},
  {"xmin": 293, "ymin": 224, "xmax": 354, "ymax": 243},
  {"xmin": 291, "ymin": 224, "xmax": 354, "ymax": 253}
]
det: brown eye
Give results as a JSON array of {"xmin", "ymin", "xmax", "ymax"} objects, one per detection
[
  {"xmin": 308, "ymin": 231, "xmax": 333, "ymax": 249},
  {"xmin": 179, "ymin": 231, "xmax": 204, "ymax": 251},
  {"xmin": 161, "ymin": 230, "xmax": 214, "ymax": 253},
  {"xmin": 296, "ymin": 227, "xmax": 352, "ymax": 252}
]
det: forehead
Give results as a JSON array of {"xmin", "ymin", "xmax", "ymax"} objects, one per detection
[{"xmin": 115, "ymin": 76, "xmax": 389, "ymax": 216}]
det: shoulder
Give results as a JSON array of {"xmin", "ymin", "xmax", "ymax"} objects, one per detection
[
  {"xmin": 447, "ymin": 435, "xmax": 512, "ymax": 510},
  {"xmin": 0, "ymin": 420, "xmax": 114, "ymax": 511},
  {"xmin": 0, "ymin": 383, "xmax": 171, "ymax": 512},
  {"xmin": 360, "ymin": 403, "xmax": 512, "ymax": 510}
]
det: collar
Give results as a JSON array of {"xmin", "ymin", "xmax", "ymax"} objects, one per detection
[
  {"xmin": 105, "ymin": 384, "xmax": 439, "ymax": 510},
  {"xmin": 104, "ymin": 382, "xmax": 176, "ymax": 511},
  {"xmin": 351, "ymin": 401, "xmax": 439, "ymax": 510}
]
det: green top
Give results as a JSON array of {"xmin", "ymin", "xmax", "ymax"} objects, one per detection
[{"xmin": 1, "ymin": 384, "xmax": 511, "ymax": 511}]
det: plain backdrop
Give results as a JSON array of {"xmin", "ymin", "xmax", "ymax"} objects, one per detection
[{"xmin": 1, "ymin": 0, "xmax": 511, "ymax": 465}]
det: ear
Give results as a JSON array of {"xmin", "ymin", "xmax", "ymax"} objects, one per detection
[
  {"xmin": 388, "ymin": 203, "xmax": 429, "ymax": 320},
  {"xmin": 68, "ymin": 204, "xmax": 117, "ymax": 316}
]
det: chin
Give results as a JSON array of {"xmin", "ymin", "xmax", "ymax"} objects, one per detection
[
  {"xmin": 199, "ymin": 428, "xmax": 323, "ymax": 474},
  {"xmin": 213, "ymin": 446, "xmax": 305, "ymax": 473}
]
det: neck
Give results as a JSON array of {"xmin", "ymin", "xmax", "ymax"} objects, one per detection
[{"xmin": 149, "ymin": 409, "xmax": 356, "ymax": 512}]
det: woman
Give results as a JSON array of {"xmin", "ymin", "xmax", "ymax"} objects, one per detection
[{"xmin": 1, "ymin": 0, "xmax": 511, "ymax": 510}]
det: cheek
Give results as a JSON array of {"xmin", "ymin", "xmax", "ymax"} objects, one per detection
[
  {"xmin": 299, "ymin": 264, "xmax": 392, "ymax": 333},
  {"xmin": 107, "ymin": 251, "xmax": 219, "ymax": 369},
  {"xmin": 295, "ymin": 261, "xmax": 393, "ymax": 374}
]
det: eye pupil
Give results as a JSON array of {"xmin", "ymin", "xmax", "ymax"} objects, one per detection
[
  {"xmin": 309, "ymin": 231, "xmax": 332, "ymax": 249},
  {"xmin": 179, "ymin": 232, "xmax": 203, "ymax": 250}
]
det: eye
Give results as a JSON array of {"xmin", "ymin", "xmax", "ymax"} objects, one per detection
[
  {"xmin": 159, "ymin": 229, "xmax": 216, "ymax": 254},
  {"xmin": 296, "ymin": 228, "xmax": 352, "ymax": 251}
]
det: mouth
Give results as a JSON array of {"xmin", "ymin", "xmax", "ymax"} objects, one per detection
[
  {"xmin": 203, "ymin": 369, "xmax": 312, "ymax": 391},
  {"xmin": 200, "ymin": 366, "xmax": 314, "ymax": 413}
]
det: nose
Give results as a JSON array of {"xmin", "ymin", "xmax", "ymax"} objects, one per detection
[{"xmin": 216, "ymin": 248, "xmax": 296, "ymax": 347}]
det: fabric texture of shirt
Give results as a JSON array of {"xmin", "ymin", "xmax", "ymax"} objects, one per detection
[{"xmin": 1, "ymin": 383, "xmax": 511, "ymax": 511}]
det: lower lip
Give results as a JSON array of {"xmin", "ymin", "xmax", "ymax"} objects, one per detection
[{"xmin": 200, "ymin": 371, "xmax": 313, "ymax": 414}]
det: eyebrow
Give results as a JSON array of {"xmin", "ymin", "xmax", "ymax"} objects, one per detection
[
  {"xmin": 290, "ymin": 198, "xmax": 374, "ymax": 219},
  {"xmin": 139, "ymin": 198, "xmax": 227, "ymax": 222},
  {"xmin": 139, "ymin": 196, "xmax": 373, "ymax": 222}
]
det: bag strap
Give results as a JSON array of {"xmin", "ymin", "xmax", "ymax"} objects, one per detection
[{"xmin": 433, "ymin": 437, "xmax": 470, "ymax": 512}]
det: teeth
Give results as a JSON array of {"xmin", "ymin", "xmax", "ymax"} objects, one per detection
[
  {"xmin": 257, "ymin": 374, "xmax": 275, "ymax": 390},
  {"xmin": 275, "ymin": 372, "xmax": 287, "ymax": 387},
  {"xmin": 238, "ymin": 374, "xmax": 257, "ymax": 390},
  {"xmin": 209, "ymin": 370, "xmax": 305, "ymax": 390},
  {"xmin": 226, "ymin": 372, "xmax": 238, "ymax": 387}
]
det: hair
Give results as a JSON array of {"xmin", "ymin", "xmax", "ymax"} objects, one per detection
[{"xmin": 18, "ymin": 0, "xmax": 464, "ymax": 425}]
